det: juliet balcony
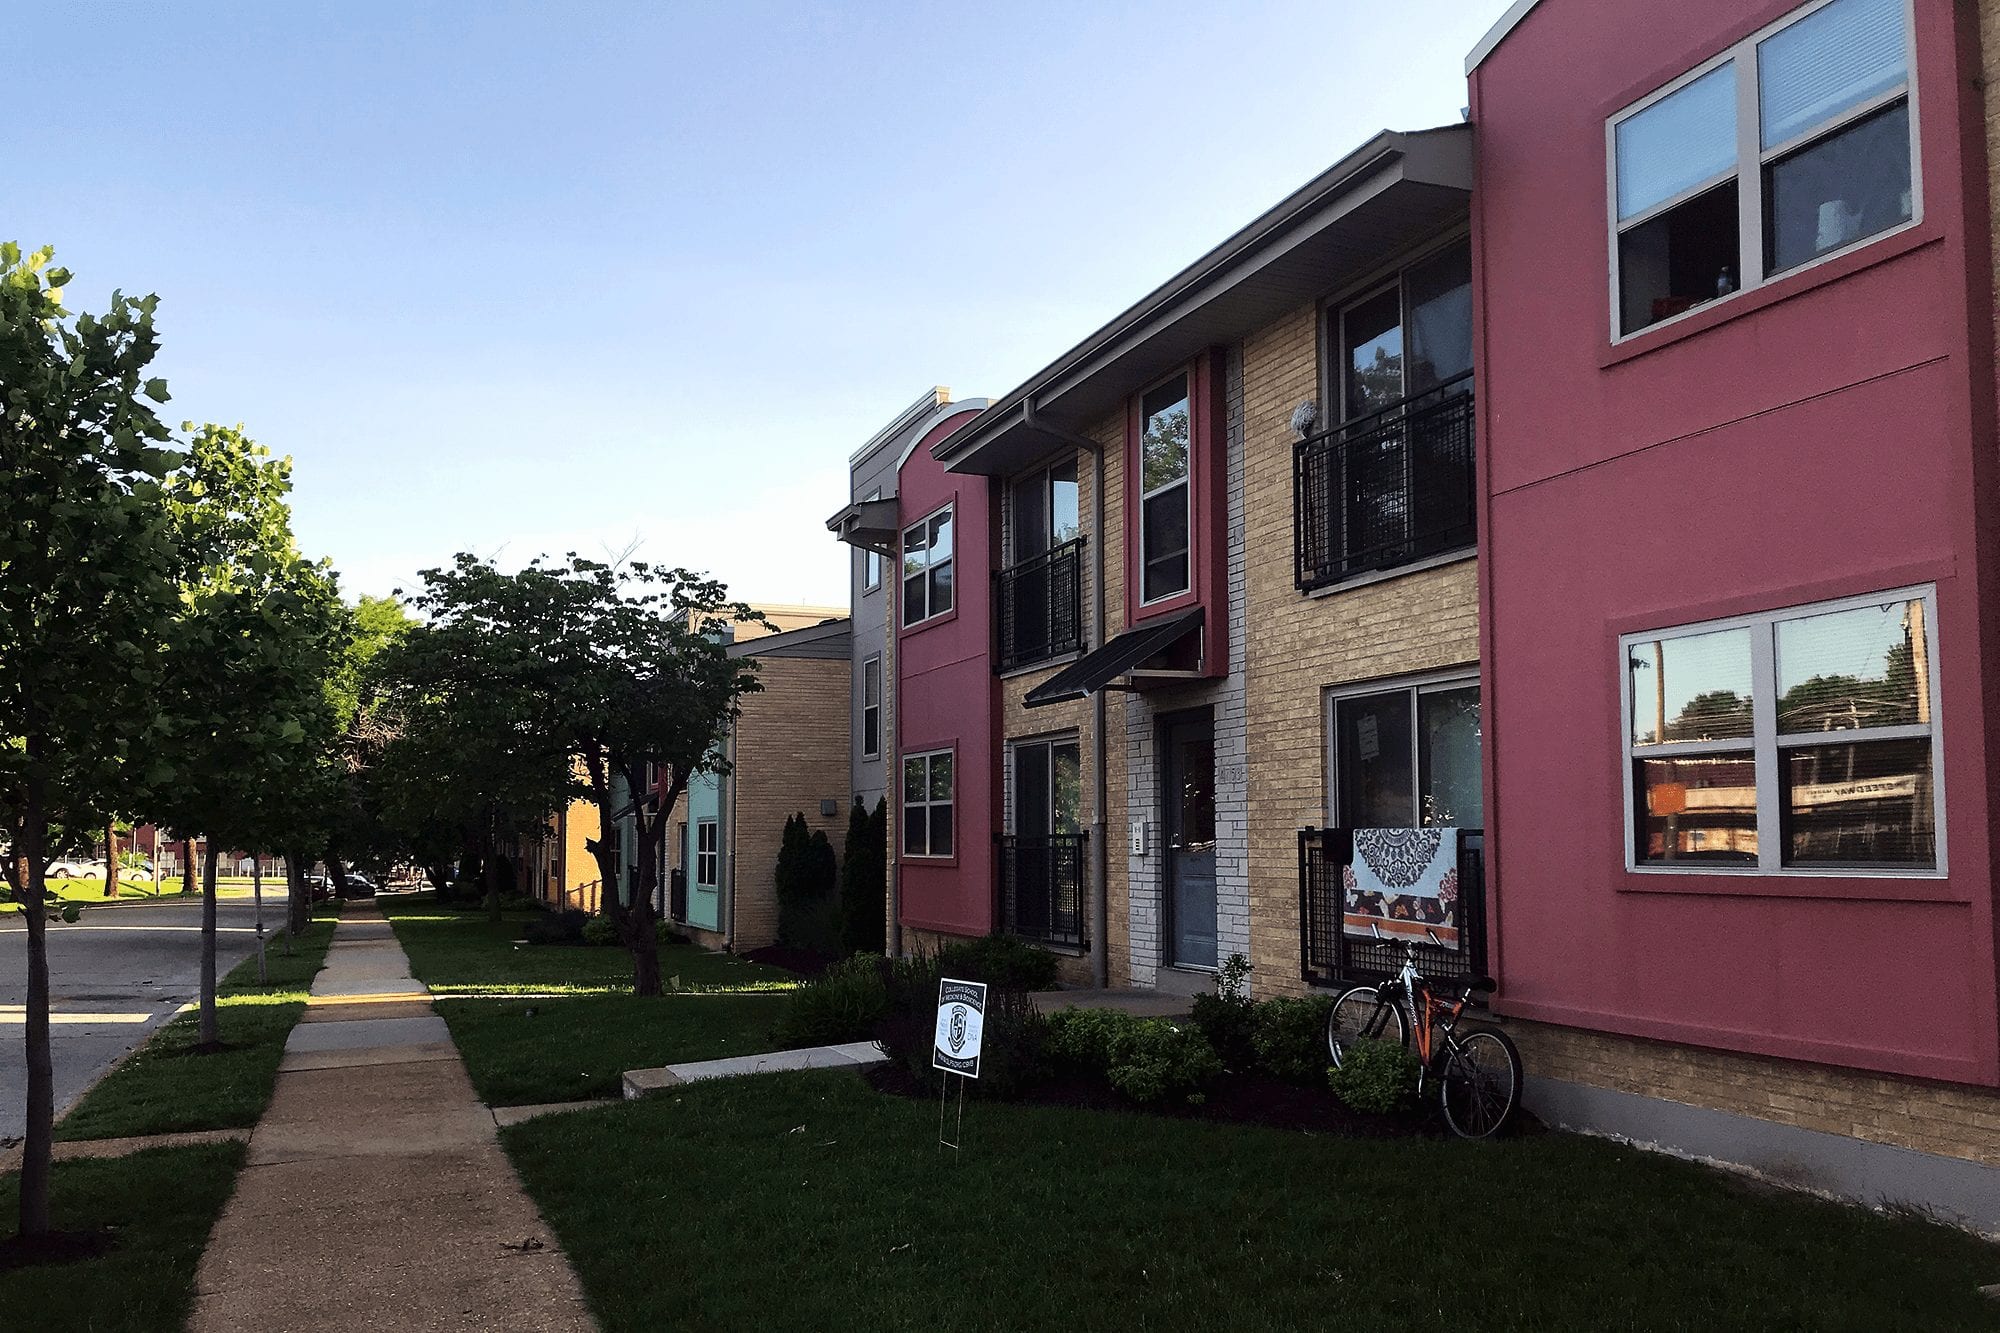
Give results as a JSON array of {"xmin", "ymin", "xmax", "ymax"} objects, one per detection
[
  {"xmin": 996, "ymin": 832, "xmax": 1088, "ymax": 950},
  {"xmin": 995, "ymin": 537, "xmax": 1085, "ymax": 673}
]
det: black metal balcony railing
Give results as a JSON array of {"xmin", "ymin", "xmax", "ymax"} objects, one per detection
[
  {"xmin": 997, "ymin": 832, "xmax": 1088, "ymax": 950},
  {"xmin": 995, "ymin": 537, "xmax": 1085, "ymax": 673},
  {"xmin": 1294, "ymin": 376, "xmax": 1475, "ymax": 592},
  {"xmin": 1298, "ymin": 827, "xmax": 1486, "ymax": 988}
]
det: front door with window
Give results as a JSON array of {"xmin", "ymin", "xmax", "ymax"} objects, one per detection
[{"xmin": 1163, "ymin": 711, "xmax": 1217, "ymax": 969}]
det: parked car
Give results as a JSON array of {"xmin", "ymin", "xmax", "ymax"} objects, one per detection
[
  {"xmin": 342, "ymin": 872, "xmax": 379, "ymax": 899},
  {"xmin": 46, "ymin": 858, "xmax": 105, "ymax": 879}
]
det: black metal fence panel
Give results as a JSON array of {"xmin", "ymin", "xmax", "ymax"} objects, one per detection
[
  {"xmin": 1299, "ymin": 827, "xmax": 1486, "ymax": 987},
  {"xmin": 997, "ymin": 832, "xmax": 1088, "ymax": 949},
  {"xmin": 996, "ymin": 537, "xmax": 1086, "ymax": 673}
]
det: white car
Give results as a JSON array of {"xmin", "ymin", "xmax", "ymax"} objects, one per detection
[{"xmin": 46, "ymin": 858, "xmax": 105, "ymax": 879}]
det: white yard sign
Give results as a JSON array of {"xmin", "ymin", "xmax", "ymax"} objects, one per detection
[{"xmin": 932, "ymin": 978, "xmax": 987, "ymax": 1079}]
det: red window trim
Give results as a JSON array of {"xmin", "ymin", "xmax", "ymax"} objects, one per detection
[{"xmin": 1122, "ymin": 350, "xmax": 1229, "ymax": 678}]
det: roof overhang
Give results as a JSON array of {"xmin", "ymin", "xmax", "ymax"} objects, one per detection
[
  {"xmin": 934, "ymin": 125, "xmax": 1473, "ymax": 479},
  {"xmin": 825, "ymin": 496, "xmax": 900, "ymax": 554},
  {"xmin": 1465, "ymin": 0, "xmax": 1541, "ymax": 76},
  {"xmin": 1024, "ymin": 606, "xmax": 1205, "ymax": 708}
]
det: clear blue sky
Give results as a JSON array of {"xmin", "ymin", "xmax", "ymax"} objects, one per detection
[{"xmin": 22, "ymin": 1, "xmax": 1509, "ymax": 606}]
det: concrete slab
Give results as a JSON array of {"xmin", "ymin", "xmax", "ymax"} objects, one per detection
[
  {"xmin": 489, "ymin": 1100, "xmax": 611, "ymax": 1127},
  {"xmin": 278, "ymin": 1042, "xmax": 459, "ymax": 1073},
  {"xmin": 623, "ymin": 1039, "xmax": 887, "ymax": 1099},
  {"xmin": 284, "ymin": 1014, "xmax": 453, "ymax": 1052},
  {"xmin": 299, "ymin": 998, "xmax": 436, "ymax": 1023},
  {"xmin": 308, "ymin": 976, "xmax": 430, "ymax": 998},
  {"xmin": 247, "ymin": 1104, "xmax": 498, "ymax": 1167},
  {"xmin": 259, "ymin": 1059, "xmax": 482, "ymax": 1122}
]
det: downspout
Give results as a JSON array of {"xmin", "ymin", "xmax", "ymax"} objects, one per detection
[
  {"xmin": 723, "ymin": 718, "xmax": 738, "ymax": 951},
  {"xmin": 1024, "ymin": 399, "xmax": 1110, "ymax": 990}
]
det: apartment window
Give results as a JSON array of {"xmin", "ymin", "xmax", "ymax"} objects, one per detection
[
  {"xmin": 1011, "ymin": 460, "xmax": 1080, "ymax": 562},
  {"xmin": 1622, "ymin": 588, "xmax": 1941, "ymax": 872},
  {"xmin": 902, "ymin": 505, "xmax": 955, "ymax": 627},
  {"xmin": 694, "ymin": 819, "xmax": 718, "ymax": 887},
  {"xmin": 1011, "ymin": 737, "xmax": 1082, "ymax": 838},
  {"xmin": 1327, "ymin": 675, "xmax": 1482, "ymax": 829},
  {"xmin": 1138, "ymin": 377, "xmax": 1191, "ymax": 604},
  {"xmin": 861, "ymin": 655, "xmax": 882, "ymax": 758},
  {"xmin": 1610, "ymin": 0, "xmax": 1914, "ymax": 336},
  {"xmin": 863, "ymin": 489, "xmax": 882, "ymax": 590},
  {"xmin": 902, "ymin": 750, "xmax": 955, "ymax": 858}
]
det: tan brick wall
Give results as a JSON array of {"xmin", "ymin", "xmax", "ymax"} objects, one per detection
[
  {"xmin": 1237, "ymin": 302, "xmax": 1481, "ymax": 998},
  {"xmin": 1508, "ymin": 1019, "xmax": 2000, "ymax": 1167},
  {"xmin": 729, "ymin": 654, "xmax": 852, "ymax": 951}
]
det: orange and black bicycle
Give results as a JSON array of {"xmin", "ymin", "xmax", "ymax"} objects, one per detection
[{"xmin": 1325, "ymin": 929, "xmax": 1523, "ymax": 1139}]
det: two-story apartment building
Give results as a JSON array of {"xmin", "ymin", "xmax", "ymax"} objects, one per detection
[{"xmin": 1471, "ymin": 0, "xmax": 2000, "ymax": 1225}]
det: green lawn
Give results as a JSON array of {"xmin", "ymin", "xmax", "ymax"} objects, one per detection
[
  {"xmin": 380, "ymin": 894, "xmax": 801, "ymax": 1105},
  {"xmin": 56, "ymin": 915, "xmax": 335, "ymax": 1141},
  {"xmin": 504, "ymin": 1070, "xmax": 2000, "ymax": 1332},
  {"xmin": 0, "ymin": 1143, "xmax": 245, "ymax": 1331},
  {"xmin": 1, "ymin": 877, "xmax": 263, "ymax": 913}
]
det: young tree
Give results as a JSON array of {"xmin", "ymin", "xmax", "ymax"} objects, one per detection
[
  {"xmin": 401, "ymin": 554, "xmax": 763, "ymax": 994},
  {"xmin": 0, "ymin": 244, "xmax": 182, "ymax": 1237},
  {"xmin": 150, "ymin": 424, "xmax": 348, "ymax": 1046},
  {"xmin": 838, "ymin": 799, "xmax": 887, "ymax": 956}
]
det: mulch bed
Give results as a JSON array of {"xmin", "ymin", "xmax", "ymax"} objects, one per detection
[
  {"xmin": 864, "ymin": 1061, "xmax": 1439, "ymax": 1139},
  {"xmin": 0, "ymin": 1229, "xmax": 115, "ymax": 1270}
]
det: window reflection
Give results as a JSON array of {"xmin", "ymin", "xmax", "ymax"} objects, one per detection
[
  {"xmin": 1782, "ymin": 737, "xmax": 1934, "ymax": 867},
  {"xmin": 1635, "ymin": 752, "xmax": 1758, "ymax": 863},
  {"xmin": 1775, "ymin": 598, "xmax": 1928, "ymax": 735},
  {"xmin": 1629, "ymin": 628, "xmax": 1754, "ymax": 745}
]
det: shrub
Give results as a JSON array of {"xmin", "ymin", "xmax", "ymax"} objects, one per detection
[
  {"xmin": 776, "ymin": 955, "xmax": 890, "ymax": 1048},
  {"xmin": 878, "ymin": 987, "xmax": 1047, "ymax": 1097},
  {"xmin": 580, "ymin": 915, "xmax": 619, "ymax": 948},
  {"xmin": 523, "ymin": 908, "xmax": 588, "ymax": 946},
  {"xmin": 1189, "ymin": 953, "xmax": 1256, "ymax": 1069},
  {"xmin": 1252, "ymin": 995, "xmax": 1336, "ymax": 1085},
  {"xmin": 775, "ymin": 814, "xmax": 840, "ymax": 953},
  {"xmin": 1106, "ymin": 1020, "xmax": 1223, "ymax": 1105},
  {"xmin": 934, "ymin": 934, "xmax": 1060, "ymax": 993},
  {"xmin": 656, "ymin": 920, "xmax": 694, "ymax": 947},
  {"xmin": 1045, "ymin": 1008, "xmax": 1221, "ymax": 1105},
  {"xmin": 837, "ymin": 800, "xmax": 887, "ymax": 956},
  {"xmin": 1326, "ymin": 1038, "xmax": 1421, "ymax": 1114}
]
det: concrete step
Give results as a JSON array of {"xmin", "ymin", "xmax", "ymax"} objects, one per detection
[{"xmin": 622, "ymin": 1041, "xmax": 886, "ymax": 1100}]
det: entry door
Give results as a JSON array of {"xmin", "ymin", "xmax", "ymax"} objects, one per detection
[{"xmin": 1163, "ymin": 712, "xmax": 1217, "ymax": 969}]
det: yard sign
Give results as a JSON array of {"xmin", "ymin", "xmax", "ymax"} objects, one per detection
[{"xmin": 932, "ymin": 977, "xmax": 987, "ymax": 1079}]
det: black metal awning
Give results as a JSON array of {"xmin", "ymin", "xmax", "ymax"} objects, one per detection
[
  {"xmin": 1023, "ymin": 606, "xmax": 1203, "ymax": 708},
  {"xmin": 824, "ymin": 496, "xmax": 900, "ymax": 555}
]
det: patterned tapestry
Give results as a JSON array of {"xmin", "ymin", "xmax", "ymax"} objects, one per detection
[{"xmin": 1342, "ymin": 827, "xmax": 1460, "ymax": 947}]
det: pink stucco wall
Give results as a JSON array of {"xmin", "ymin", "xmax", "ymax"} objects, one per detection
[
  {"xmin": 895, "ymin": 408, "xmax": 999, "ymax": 936},
  {"xmin": 1472, "ymin": 0, "xmax": 2000, "ymax": 1084}
]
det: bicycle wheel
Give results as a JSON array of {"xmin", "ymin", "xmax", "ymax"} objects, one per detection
[
  {"xmin": 1326, "ymin": 986, "xmax": 1408, "ymax": 1068},
  {"xmin": 1439, "ymin": 1025, "xmax": 1522, "ymax": 1139}
]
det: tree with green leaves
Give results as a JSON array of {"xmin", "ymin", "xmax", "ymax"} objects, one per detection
[
  {"xmin": 399, "ymin": 554, "xmax": 763, "ymax": 994},
  {"xmin": 150, "ymin": 423, "xmax": 349, "ymax": 1047},
  {"xmin": 838, "ymin": 799, "xmax": 887, "ymax": 956},
  {"xmin": 0, "ymin": 243, "xmax": 183, "ymax": 1237}
]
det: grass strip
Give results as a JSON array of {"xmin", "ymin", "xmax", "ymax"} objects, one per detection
[
  {"xmin": 0, "ymin": 1142, "xmax": 245, "ymax": 1331},
  {"xmin": 504, "ymin": 1068, "xmax": 2000, "ymax": 1332},
  {"xmin": 55, "ymin": 915, "xmax": 336, "ymax": 1141}
]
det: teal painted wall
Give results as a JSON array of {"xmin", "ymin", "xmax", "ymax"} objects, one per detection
[{"xmin": 681, "ymin": 768, "xmax": 723, "ymax": 932}]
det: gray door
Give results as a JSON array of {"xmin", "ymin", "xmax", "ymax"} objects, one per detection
[{"xmin": 1164, "ymin": 712, "xmax": 1217, "ymax": 969}]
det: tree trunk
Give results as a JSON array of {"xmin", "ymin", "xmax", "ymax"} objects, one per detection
[
  {"xmin": 484, "ymin": 816, "xmax": 501, "ymax": 923},
  {"xmin": 198, "ymin": 848, "xmax": 219, "ymax": 1047},
  {"xmin": 182, "ymin": 835, "xmax": 196, "ymax": 898},
  {"xmin": 327, "ymin": 855, "xmax": 351, "ymax": 899},
  {"xmin": 19, "ymin": 762, "xmax": 53, "ymax": 1236},
  {"xmin": 104, "ymin": 817, "xmax": 118, "ymax": 897},
  {"xmin": 285, "ymin": 846, "xmax": 309, "ymax": 935}
]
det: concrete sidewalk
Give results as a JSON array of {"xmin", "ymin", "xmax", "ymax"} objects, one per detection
[{"xmin": 189, "ymin": 904, "xmax": 595, "ymax": 1332}]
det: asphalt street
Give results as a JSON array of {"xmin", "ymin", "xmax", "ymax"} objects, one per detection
[{"xmin": 0, "ymin": 891, "xmax": 286, "ymax": 1141}]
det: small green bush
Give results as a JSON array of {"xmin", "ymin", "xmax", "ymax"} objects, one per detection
[
  {"xmin": 523, "ymin": 908, "xmax": 588, "ymax": 946},
  {"xmin": 580, "ymin": 915, "xmax": 619, "ymax": 948},
  {"xmin": 656, "ymin": 920, "xmax": 694, "ymax": 947},
  {"xmin": 934, "ymin": 934, "xmax": 1060, "ymax": 993},
  {"xmin": 1189, "ymin": 954, "xmax": 1256, "ymax": 1069},
  {"xmin": 776, "ymin": 955, "xmax": 890, "ymax": 1048},
  {"xmin": 1045, "ymin": 1008, "xmax": 1221, "ymax": 1105},
  {"xmin": 1326, "ymin": 1038, "xmax": 1421, "ymax": 1114},
  {"xmin": 1045, "ymin": 1007, "xmax": 1126, "ymax": 1070},
  {"xmin": 1252, "ymin": 995, "xmax": 1336, "ymax": 1085}
]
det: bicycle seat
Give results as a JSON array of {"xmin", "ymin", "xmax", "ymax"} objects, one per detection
[{"xmin": 1459, "ymin": 975, "xmax": 1497, "ymax": 994}]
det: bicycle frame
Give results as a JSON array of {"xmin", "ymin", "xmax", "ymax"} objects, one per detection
[{"xmin": 1371, "ymin": 940, "xmax": 1475, "ymax": 1095}]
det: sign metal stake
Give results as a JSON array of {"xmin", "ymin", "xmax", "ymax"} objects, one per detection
[{"xmin": 932, "ymin": 977, "xmax": 986, "ymax": 1154}]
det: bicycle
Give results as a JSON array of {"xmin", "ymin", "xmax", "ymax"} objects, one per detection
[{"xmin": 1324, "ymin": 929, "xmax": 1523, "ymax": 1139}]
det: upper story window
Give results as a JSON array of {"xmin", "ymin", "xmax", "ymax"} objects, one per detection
[
  {"xmin": 1611, "ymin": 0, "xmax": 1915, "ymax": 338},
  {"xmin": 1010, "ymin": 461, "xmax": 1079, "ymax": 565},
  {"xmin": 1139, "ymin": 377, "xmax": 1192, "ymax": 605},
  {"xmin": 997, "ymin": 458, "xmax": 1086, "ymax": 672},
  {"xmin": 902, "ymin": 749, "xmax": 955, "ymax": 858},
  {"xmin": 902, "ymin": 505, "xmax": 954, "ymax": 627},
  {"xmin": 863, "ymin": 489, "xmax": 882, "ymax": 590},
  {"xmin": 1296, "ymin": 240, "xmax": 1475, "ymax": 592},
  {"xmin": 1621, "ymin": 587, "xmax": 1941, "ymax": 873},
  {"xmin": 861, "ymin": 655, "xmax": 882, "ymax": 758}
]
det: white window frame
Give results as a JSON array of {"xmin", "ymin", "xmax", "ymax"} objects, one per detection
[
  {"xmin": 1137, "ymin": 372, "xmax": 1193, "ymax": 607},
  {"xmin": 1606, "ymin": 0, "xmax": 1921, "ymax": 344},
  {"xmin": 1619, "ymin": 584, "xmax": 1945, "ymax": 877},
  {"xmin": 1322, "ymin": 668, "xmax": 1482, "ymax": 829},
  {"xmin": 901, "ymin": 503, "xmax": 955, "ymax": 627},
  {"xmin": 694, "ymin": 819, "xmax": 719, "ymax": 888},
  {"xmin": 861, "ymin": 655, "xmax": 882, "ymax": 759},
  {"xmin": 862, "ymin": 489, "xmax": 883, "ymax": 590},
  {"xmin": 901, "ymin": 748, "xmax": 956, "ymax": 859}
]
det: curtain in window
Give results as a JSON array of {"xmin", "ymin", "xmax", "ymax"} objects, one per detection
[
  {"xmin": 1759, "ymin": 0, "xmax": 1906, "ymax": 150},
  {"xmin": 1617, "ymin": 62, "xmax": 1737, "ymax": 219}
]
